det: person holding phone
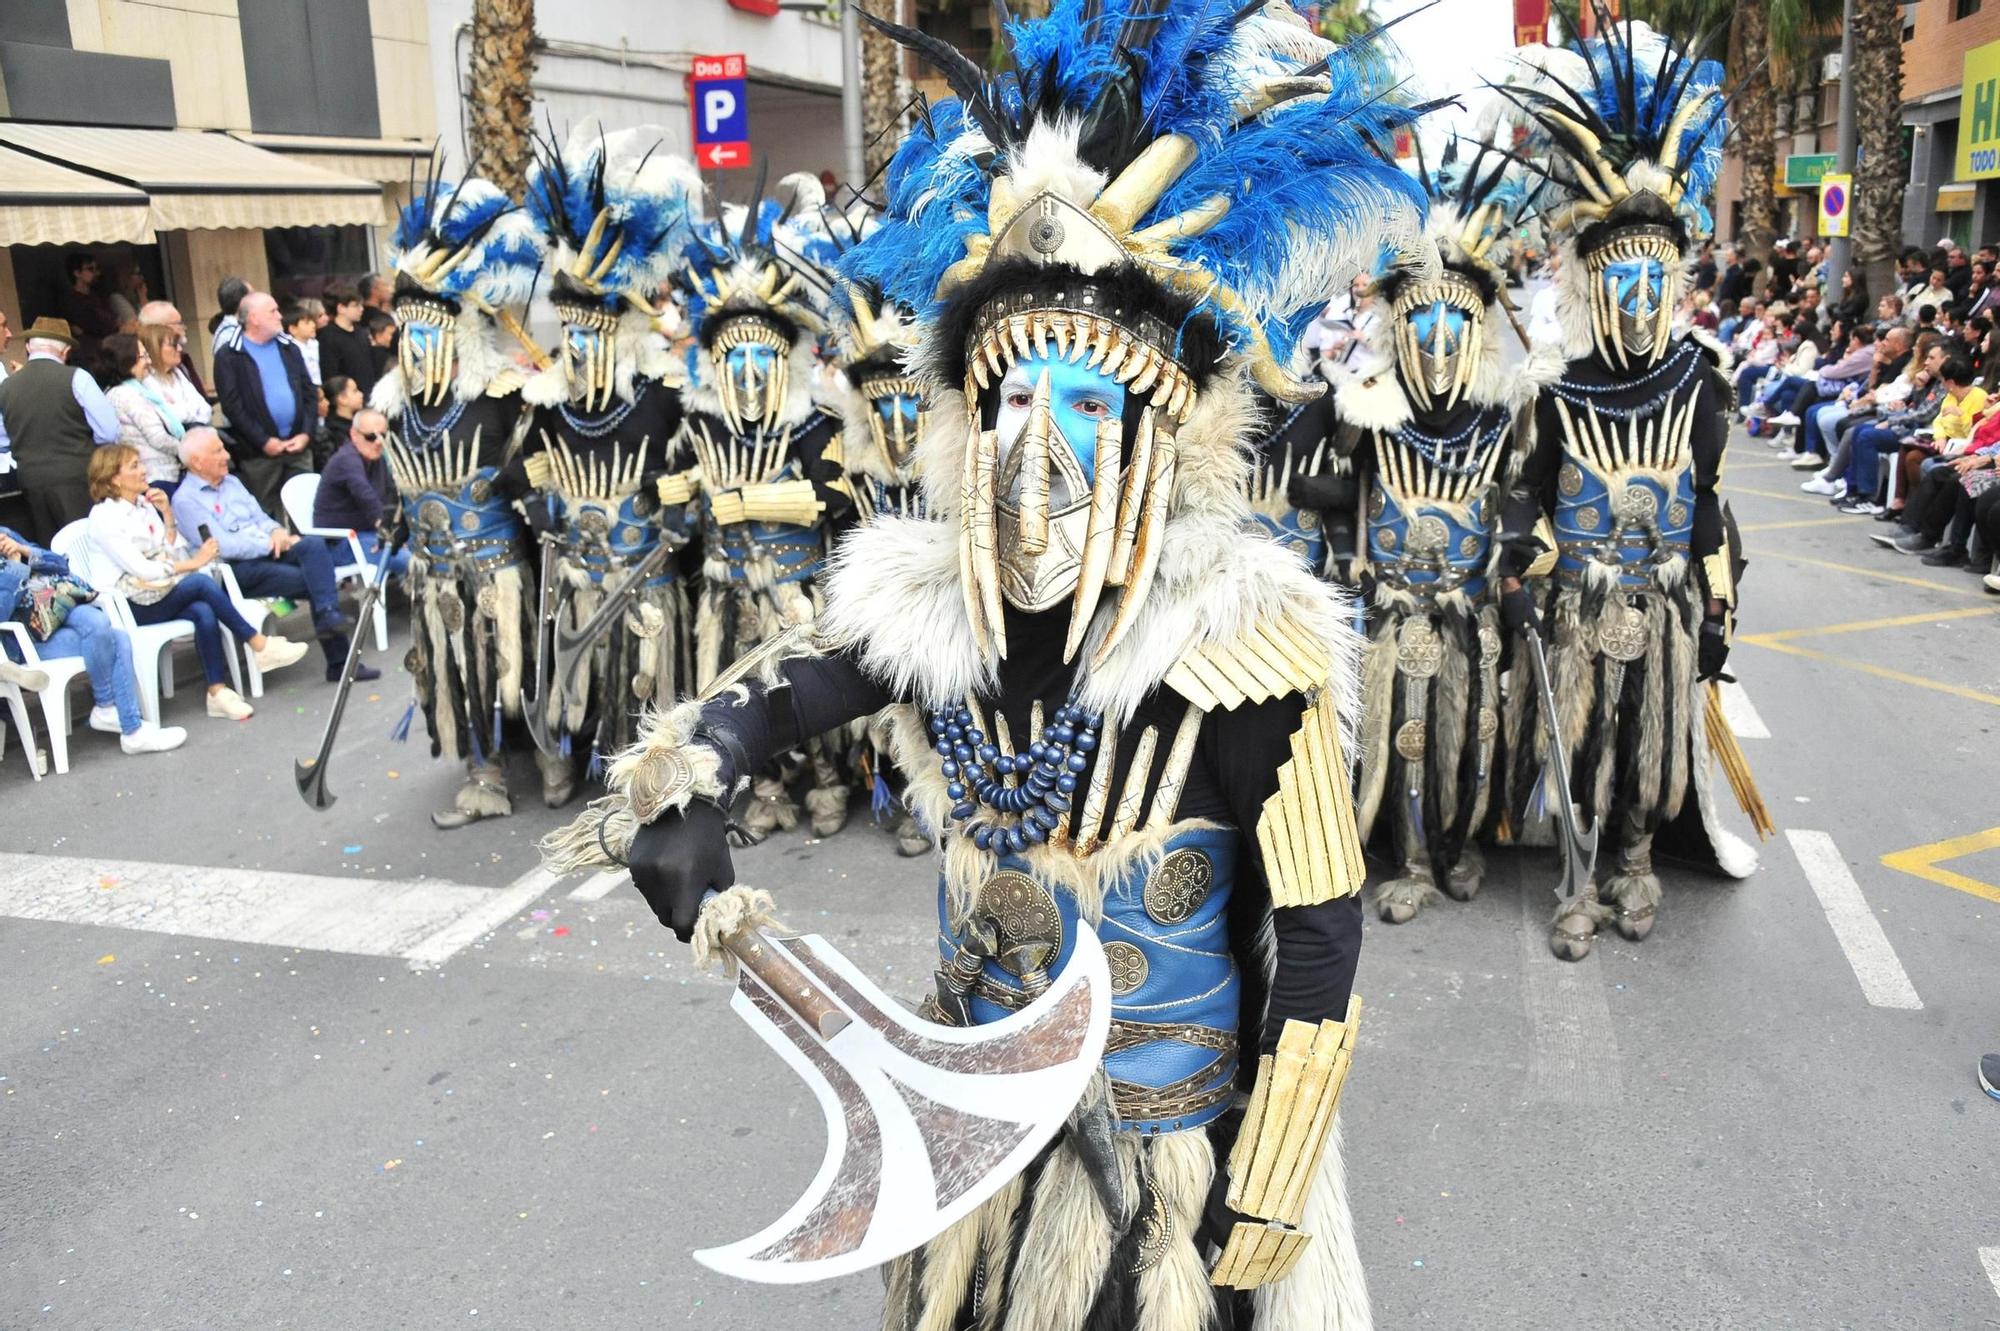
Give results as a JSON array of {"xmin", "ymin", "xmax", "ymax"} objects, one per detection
[{"xmin": 85, "ymin": 443, "xmax": 307, "ymax": 719}]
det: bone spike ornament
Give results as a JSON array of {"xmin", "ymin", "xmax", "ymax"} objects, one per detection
[
  {"xmin": 1493, "ymin": 22, "xmax": 1758, "ymax": 962},
  {"xmin": 368, "ymin": 156, "xmax": 545, "ymax": 829},
  {"xmin": 547, "ymin": 2, "xmax": 1412, "ymax": 1322}
]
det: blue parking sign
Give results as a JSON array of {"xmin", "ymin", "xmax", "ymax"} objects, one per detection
[{"xmin": 691, "ymin": 54, "xmax": 750, "ymax": 169}]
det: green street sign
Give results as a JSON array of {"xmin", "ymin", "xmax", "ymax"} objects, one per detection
[{"xmin": 1785, "ymin": 153, "xmax": 1838, "ymax": 188}]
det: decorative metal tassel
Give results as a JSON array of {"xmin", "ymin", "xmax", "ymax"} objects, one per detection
[
  {"xmin": 492, "ymin": 700, "xmax": 504, "ymax": 756},
  {"xmin": 390, "ymin": 700, "xmax": 416, "ymax": 744}
]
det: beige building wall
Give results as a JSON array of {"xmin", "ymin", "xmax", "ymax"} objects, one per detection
[{"xmin": 166, "ymin": 230, "xmax": 272, "ymax": 383}]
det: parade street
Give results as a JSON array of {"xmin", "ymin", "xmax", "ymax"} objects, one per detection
[{"xmin": 2, "ymin": 425, "xmax": 1997, "ymax": 1330}]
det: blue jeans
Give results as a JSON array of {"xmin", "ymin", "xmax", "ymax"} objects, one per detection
[
  {"xmin": 350, "ymin": 532, "xmax": 411, "ymax": 579},
  {"xmin": 1735, "ymin": 363, "xmax": 1775, "ymax": 400},
  {"xmin": 1802, "ymin": 401, "xmax": 1848, "ymax": 457},
  {"xmin": 1844, "ymin": 425, "xmax": 1902, "ymax": 500},
  {"xmin": 233, "ymin": 539, "xmax": 346, "ymax": 666},
  {"xmin": 130, "ymin": 575, "xmax": 260, "ymax": 687},
  {"xmin": 33, "ymin": 603, "xmax": 144, "ymax": 733}
]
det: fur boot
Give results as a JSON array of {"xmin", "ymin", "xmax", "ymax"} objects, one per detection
[
  {"xmin": 1549, "ymin": 886, "xmax": 1611, "ymax": 961},
  {"xmin": 893, "ymin": 811, "xmax": 932, "ymax": 858},
  {"xmin": 804, "ymin": 784, "xmax": 851, "ymax": 838},
  {"xmin": 1373, "ymin": 863, "xmax": 1442, "ymax": 924},
  {"xmin": 537, "ymin": 749, "xmax": 578, "ymax": 810},
  {"xmin": 431, "ymin": 762, "xmax": 512, "ymax": 829},
  {"xmin": 1603, "ymin": 832, "xmax": 1662, "ymax": 942},
  {"xmin": 741, "ymin": 774, "xmax": 799, "ymax": 841},
  {"xmin": 1443, "ymin": 843, "xmax": 1486, "ymax": 902}
]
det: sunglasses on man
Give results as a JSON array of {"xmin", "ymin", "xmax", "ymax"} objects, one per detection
[{"xmin": 357, "ymin": 431, "xmax": 386, "ymax": 443}]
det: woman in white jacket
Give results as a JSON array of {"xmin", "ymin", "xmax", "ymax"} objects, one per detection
[
  {"xmin": 84, "ymin": 443, "xmax": 306, "ymax": 720},
  {"xmin": 98, "ymin": 332, "xmax": 195, "ymax": 491}
]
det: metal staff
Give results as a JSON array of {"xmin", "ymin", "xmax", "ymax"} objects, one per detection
[
  {"xmin": 1519, "ymin": 600, "xmax": 1598, "ymax": 903},
  {"xmin": 295, "ymin": 532, "xmax": 408, "ymax": 811},
  {"xmin": 519, "ymin": 531, "xmax": 565, "ymax": 759}
]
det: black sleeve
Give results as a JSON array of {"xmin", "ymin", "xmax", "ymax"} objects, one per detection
[
  {"xmin": 798, "ymin": 417, "xmax": 855, "ymax": 525},
  {"xmin": 1497, "ymin": 393, "xmax": 1561, "ymax": 578},
  {"xmin": 697, "ymin": 649, "xmax": 896, "ymax": 783},
  {"xmin": 1208, "ymin": 693, "xmax": 1364, "ymax": 1051},
  {"xmin": 1689, "ymin": 367, "xmax": 1728, "ymax": 578}
]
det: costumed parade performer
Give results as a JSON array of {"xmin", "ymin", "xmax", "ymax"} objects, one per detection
[
  {"xmin": 1328, "ymin": 143, "xmax": 1555, "ymax": 924},
  {"xmin": 547, "ymin": 2, "xmax": 1432, "ymax": 1326},
  {"xmin": 1243, "ymin": 370, "xmax": 1345, "ymax": 577},
  {"xmin": 677, "ymin": 174, "xmax": 856, "ymax": 839},
  {"xmin": 372, "ymin": 166, "xmax": 546, "ymax": 830},
  {"xmin": 1496, "ymin": 18, "xmax": 1762, "ymax": 961},
  {"xmin": 517, "ymin": 122, "xmax": 703, "ymax": 809}
]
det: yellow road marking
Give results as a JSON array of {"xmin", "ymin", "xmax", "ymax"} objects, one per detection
[
  {"xmin": 1745, "ymin": 548, "xmax": 1987, "ymax": 598},
  {"xmin": 1741, "ymin": 638, "xmax": 2000, "ymax": 708},
  {"xmin": 1881, "ymin": 826, "xmax": 2000, "ymax": 904},
  {"xmin": 1739, "ymin": 605, "xmax": 2000, "ymax": 644},
  {"xmin": 1726, "ymin": 484, "xmax": 1846, "ymax": 509},
  {"xmin": 1737, "ymin": 516, "xmax": 1852, "ymax": 533}
]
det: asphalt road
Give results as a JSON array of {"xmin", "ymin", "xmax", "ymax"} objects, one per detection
[{"xmin": 3, "ymin": 421, "xmax": 1999, "ymax": 1330}]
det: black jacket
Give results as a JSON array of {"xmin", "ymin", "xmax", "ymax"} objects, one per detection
[
  {"xmin": 318, "ymin": 323, "xmax": 378, "ymax": 399},
  {"xmin": 213, "ymin": 330, "xmax": 315, "ymax": 461}
]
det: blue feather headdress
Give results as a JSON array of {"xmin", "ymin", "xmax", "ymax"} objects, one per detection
[
  {"xmin": 842, "ymin": 0, "xmax": 1433, "ymax": 409},
  {"xmin": 1498, "ymin": 17, "xmax": 1728, "ymax": 248},
  {"xmin": 524, "ymin": 120, "xmax": 706, "ymax": 314},
  {"xmin": 677, "ymin": 172, "xmax": 839, "ymax": 351},
  {"xmin": 389, "ymin": 167, "xmax": 544, "ymax": 311}
]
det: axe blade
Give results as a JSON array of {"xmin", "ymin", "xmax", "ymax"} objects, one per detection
[{"xmin": 693, "ymin": 924, "xmax": 1112, "ymax": 1285}]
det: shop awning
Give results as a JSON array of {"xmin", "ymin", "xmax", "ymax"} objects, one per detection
[
  {"xmin": 0, "ymin": 143, "xmax": 153, "ymax": 245},
  {"xmin": 0, "ymin": 124, "xmax": 388, "ymax": 233},
  {"xmin": 225, "ymin": 131, "xmax": 432, "ymax": 186},
  {"xmin": 1937, "ymin": 182, "xmax": 1978, "ymax": 213}
]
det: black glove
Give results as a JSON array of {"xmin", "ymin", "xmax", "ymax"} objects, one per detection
[
  {"xmin": 628, "ymin": 801, "xmax": 736, "ymax": 942},
  {"xmin": 1500, "ymin": 583, "xmax": 1540, "ymax": 636},
  {"xmin": 1698, "ymin": 617, "xmax": 1731, "ymax": 681}
]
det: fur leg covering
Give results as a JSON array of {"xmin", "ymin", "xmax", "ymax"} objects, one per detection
[
  {"xmin": 1604, "ymin": 830, "xmax": 1662, "ymax": 942},
  {"xmin": 742, "ymin": 774, "xmax": 800, "ymax": 839},
  {"xmin": 1372, "ymin": 862, "xmax": 1441, "ymax": 924},
  {"xmin": 1443, "ymin": 842, "xmax": 1486, "ymax": 902},
  {"xmin": 1550, "ymin": 885, "xmax": 1610, "ymax": 962},
  {"xmin": 893, "ymin": 812, "xmax": 934, "ymax": 858},
  {"xmin": 1253, "ymin": 1115, "xmax": 1371, "ymax": 1331},
  {"xmin": 431, "ymin": 761, "xmax": 511, "ymax": 829},
  {"xmin": 538, "ymin": 748, "xmax": 578, "ymax": 809}
]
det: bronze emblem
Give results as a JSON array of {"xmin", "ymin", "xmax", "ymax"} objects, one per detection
[
  {"xmin": 1378, "ymin": 525, "xmax": 1399, "ymax": 551},
  {"xmin": 975, "ymin": 870, "xmax": 1064, "ymax": 980},
  {"xmin": 1558, "ymin": 462, "xmax": 1584, "ymax": 497},
  {"xmin": 468, "ymin": 478, "xmax": 493, "ymax": 504},
  {"xmin": 1131, "ymin": 1179, "xmax": 1174, "ymax": 1274},
  {"xmin": 438, "ymin": 587, "xmax": 465, "ymax": 634},
  {"xmin": 1368, "ymin": 488, "xmax": 1387, "ymax": 519},
  {"xmin": 1408, "ymin": 515, "xmax": 1451, "ymax": 558},
  {"xmin": 1459, "ymin": 534, "xmax": 1481, "ymax": 560},
  {"xmin": 1598, "ymin": 603, "xmax": 1648, "ymax": 662},
  {"xmin": 1104, "ymin": 941, "xmax": 1148, "ymax": 995},
  {"xmin": 458, "ymin": 509, "xmax": 483, "ymax": 533},
  {"xmin": 417, "ymin": 498, "xmax": 449, "ymax": 533},
  {"xmin": 1479, "ymin": 625, "xmax": 1502, "ymax": 666},
  {"xmin": 1576, "ymin": 505, "xmax": 1602, "ymax": 532},
  {"xmin": 1396, "ymin": 619, "xmax": 1444, "ymax": 679},
  {"xmin": 1477, "ymin": 707, "xmax": 1499, "ymax": 740},
  {"xmin": 1614, "ymin": 485, "xmax": 1658, "ymax": 525},
  {"xmin": 1667, "ymin": 501, "xmax": 1690, "ymax": 527},
  {"xmin": 1145, "ymin": 847, "xmax": 1215, "ymax": 925},
  {"xmin": 1395, "ymin": 719, "xmax": 1427, "ymax": 760}
]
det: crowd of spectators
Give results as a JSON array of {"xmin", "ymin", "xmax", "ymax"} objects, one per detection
[
  {"xmin": 1680, "ymin": 236, "xmax": 2000, "ymax": 594},
  {"xmin": 0, "ymin": 269, "xmax": 406, "ymax": 773}
]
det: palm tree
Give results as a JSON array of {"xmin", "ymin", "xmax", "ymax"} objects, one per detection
[
  {"xmin": 467, "ymin": 0, "xmax": 538, "ymax": 202},
  {"xmin": 1730, "ymin": 0, "xmax": 1779, "ymax": 263},
  {"xmin": 1848, "ymin": 0, "xmax": 1906, "ymax": 300},
  {"xmin": 857, "ymin": 1, "xmax": 907, "ymax": 187}
]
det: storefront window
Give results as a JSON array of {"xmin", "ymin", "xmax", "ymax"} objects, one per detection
[
  {"xmin": 263, "ymin": 224, "xmax": 373, "ymax": 304},
  {"xmin": 6, "ymin": 241, "xmax": 167, "ymax": 362}
]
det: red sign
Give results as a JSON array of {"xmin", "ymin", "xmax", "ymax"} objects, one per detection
[
  {"xmin": 1512, "ymin": 0, "xmax": 1548, "ymax": 44},
  {"xmin": 728, "ymin": 0, "xmax": 781, "ymax": 15}
]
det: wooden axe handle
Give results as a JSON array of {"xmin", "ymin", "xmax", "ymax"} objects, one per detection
[{"xmin": 728, "ymin": 929, "xmax": 852, "ymax": 1040}]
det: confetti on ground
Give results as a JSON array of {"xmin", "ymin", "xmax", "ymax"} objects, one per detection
[
  {"xmin": 367, "ymin": 694, "xmax": 381, "ymax": 703},
  {"xmin": 343, "ymin": 845, "xmax": 363, "ymax": 855},
  {"xmin": 382, "ymin": 1159, "xmax": 402, "ymax": 1171},
  {"xmin": 98, "ymin": 876, "xmax": 119, "ymax": 890},
  {"xmin": 552, "ymin": 926, "xmax": 570, "ymax": 937},
  {"xmin": 386, "ymin": 771, "xmax": 399, "ymax": 779},
  {"xmin": 530, "ymin": 910, "xmax": 549, "ymax": 921},
  {"xmin": 96, "ymin": 955, "xmax": 115, "ymax": 966}
]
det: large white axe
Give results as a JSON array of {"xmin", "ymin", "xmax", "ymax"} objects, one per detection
[{"xmin": 694, "ymin": 909, "xmax": 1112, "ymax": 1284}]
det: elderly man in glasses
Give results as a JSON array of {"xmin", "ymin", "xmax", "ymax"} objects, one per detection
[{"xmin": 314, "ymin": 408, "xmax": 408, "ymax": 580}]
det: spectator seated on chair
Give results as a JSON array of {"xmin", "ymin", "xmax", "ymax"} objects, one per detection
[
  {"xmin": 314, "ymin": 409, "xmax": 409, "ymax": 579},
  {"xmin": 1882, "ymin": 365, "xmax": 2000, "ymax": 565},
  {"xmin": 212, "ymin": 292, "xmax": 315, "ymax": 519},
  {"xmin": 170, "ymin": 428, "xmax": 375, "ymax": 684},
  {"xmin": 0, "ymin": 523, "xmax": 184, "ymax": 754},
  {"xmin": 85, "ymin": 443, "xmax": 307, "ymax": 720},
  {"xmin": 1837, "ymin": 343, "xmax": 1950, "ymax": 517}
]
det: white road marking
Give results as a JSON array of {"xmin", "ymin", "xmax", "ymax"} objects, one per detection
[
  {"xmin": 1717, "ymin": 679, "xmax": 1770, "ymax": 739},
  {"xmin": 568, "ymin": 869, "xmax": 627, "ymax": 902},
  {"xmin": 1518, "ymin": 882, "xmax": 1623, "ymax": 1106},
  {"xmin": 1980, "ymin": 1248, "xmax": 2000, "ymax": 1302},
  {"xmin": 1785, "ymin": 830, "xmax": 1923, "ymax": 1010},
  {"xmin": 0, "ymin": 852, "xmax": 563, "ymax": 967}
]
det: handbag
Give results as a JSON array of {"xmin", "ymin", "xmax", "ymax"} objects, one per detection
[{"xmin": 20, "ymin": 573, "xmax": 96, "ymax": 641}]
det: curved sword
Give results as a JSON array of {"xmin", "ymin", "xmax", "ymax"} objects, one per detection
[{"xmin": 1522, "ymin": 623, "xmax": 1598, "ymax": 904}]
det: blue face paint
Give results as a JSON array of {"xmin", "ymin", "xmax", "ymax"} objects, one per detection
[
  {"xmin": 871, "ymin": 392, "xmax": 922, "ymax": 467},
  {"xmin": 1603, "ymin": 258, "xmax": 1666, "ymax": 323},
  {"xmin": 993, "ymin": 352, "xmax": 1126, "ymax": 488},
  {"xmin": 725, "ymin": 343, "xmax": 780, "ymax": 382},
  {"xmin": 1408, "ymin": 301, "xmax": 1468, "ymax": 359}
]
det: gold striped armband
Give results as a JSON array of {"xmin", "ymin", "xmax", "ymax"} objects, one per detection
[
  {"xmin": 522, "ymin": 452, "xmax": 553, "ymax": 490},
  {"xmin": 1700, "ymin": 551, "xmax": 1735, "ymax": 613},
  {"xmin": 1210, "ymin": 998, "xmax": 1362, "ymax": 1290},
  {"xmin": 1256, "ymin": 686, "xmax": 1365, "ymax": 907},
  {"xmin": 656, "ymin": 467, "xmax": 700, "ymax": 507},
  {"xmin": 738, "ymin": 479, "xmax": 825, "ymax": 527}
]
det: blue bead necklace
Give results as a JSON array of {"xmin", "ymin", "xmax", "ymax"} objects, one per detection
[{"xmin": 930, "ymin": 699, "xmax": 1102, "ymax": 854}]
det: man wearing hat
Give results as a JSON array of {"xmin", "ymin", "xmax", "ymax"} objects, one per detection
[{"xmin": 0, "ymin": 316, "xmax": 120, "ymax": 542}]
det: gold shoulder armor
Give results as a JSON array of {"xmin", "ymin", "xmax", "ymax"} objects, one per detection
[
  {"xmin": 485, "ymin": 366, "xmax": 527, "ymax": 398},
  {"xmin": 1256, "ymin": 685, "xmax": 1365, "ymax": 907},
  {"xmin": 1162, "ymin": 607, "xmax": 1330, "ymax": 712}
]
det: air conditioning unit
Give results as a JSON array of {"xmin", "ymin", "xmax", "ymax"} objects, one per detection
[{"xmin": 1824, "ymin": 52, "xmax": 1843, "ymax": 83}]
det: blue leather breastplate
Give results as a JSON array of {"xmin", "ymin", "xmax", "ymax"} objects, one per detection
[
  {"xmin": 1552, "ymin": 448, "xmax": 1696, "ymax": 590},
  {"xmin": 1368, "ymin": 480, "xmax": 1494, "ymax": 600},
  {"xmin": 403, "ymin": 468, "xmax": 524, "ymax": 574},
  {"xmin": 1252, "ymin": 508, "xmax": 1327, "ymax": 571},
  {"xmin": 551, "ymin": 492, "xmax": 681, "ymax": 586},
  {"xmin": 700, "ymin": 458, "xmax": 823, "ymax": 586},
  {"xmin": 937, "ymin": 827, "xmax": 1240, "ymax": 1135}
]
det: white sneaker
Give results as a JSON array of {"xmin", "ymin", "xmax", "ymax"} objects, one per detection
[
  {"xmin": 1985, "ymin": 572, "xmax": 2000, "ymax": 594},
  {"xmin": 1770, "ymin": 411, "xmax": 1802, "ymax": 427},
  {"xmin": 1773, "ymin": 447, "xmax": 1803, "ymax": 462},
  {"xmin": 88, "ymin": 704, "xmax": 122, "ymax": 734},
  {"xmin": 1800, "ymin": 476, "xmax": 1842, "ymax": 496},
  {"xmin": 1790, "ymin": 453, "xmax": 1827, "ymax": 470},
  {"xmin": 252, "ymin": 636, "xmax": 308, "ymax": 673},
  {"xmin": 120, "ymin": 722, "xmax": 187, "ymax": 755},
  {"xmin": 206, "ymin": 686, "xmax": 254, "ymax": 721},
  {"xmin": 1741, "ymin": 402, "xmax": 1770, "ymax": 419}
]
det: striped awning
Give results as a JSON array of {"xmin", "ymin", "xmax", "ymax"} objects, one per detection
[
  {"xmin": 0, "ymin": 124, "xmax": 388, "ymax": 234},
  {"xmin": 0, "ymin": 143, "xmax": 153, "ymax": 245},
  {"xmin": 225, "ymin": 131, "xmax": 432, "ymax": 186}
]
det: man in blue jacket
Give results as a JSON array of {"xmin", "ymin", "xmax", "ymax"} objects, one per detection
[{"xmin": 213, "ymin": 292, "xmax": 315, "ymax": 518}]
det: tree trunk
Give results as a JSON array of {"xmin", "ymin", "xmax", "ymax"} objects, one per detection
[
  {"xmin": 467, "ymin": 0, "xmax": 538, "ymax": 202},
  {"xmin": 858, "ymin": 0, "xmax": 904, "ymax": 192},
  {"xmin": 1849, "ymin": 0, "xmax": 1906, "ymax": 299},
  {"xmin": 1730, "ymin": 0, "xmax": 1777, "ymax": 264}
]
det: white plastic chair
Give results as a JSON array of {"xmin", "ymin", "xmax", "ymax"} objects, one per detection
[
  {"xmin": 0, "ymin": 621, "xmax": 90, "ymax": 776},
  {"xmin": 281, "ymin": 472, "xmax": 388, "ymax": 651},
  {"xmin": 0, "ymin": 677, "xmax": 45, "ymax": 779},
  {"xmin": 51, "ymin": 521, "xmax": 194, "ymax": 725}
]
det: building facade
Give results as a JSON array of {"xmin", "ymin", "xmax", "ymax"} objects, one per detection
[{"xmin": 1903, "ymin": 0, "xmax": 2000, "ymax": 251}]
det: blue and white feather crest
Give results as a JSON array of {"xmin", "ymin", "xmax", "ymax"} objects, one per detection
[
  {"xmin": 841, "ymin": 0, "xmax": 1434, "ymax": 398},
  {"xmin": 390, "ymin": 176, "xmax": 544, "ymax": 310},
  {"xmin": 525, "ymin": 120, "xmax": 706, "ymax": 308},
  {"xmin": 679, "ymin": 173, "xmax": 838, "ymax": 343}
]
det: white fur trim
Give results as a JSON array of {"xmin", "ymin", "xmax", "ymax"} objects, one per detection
[{"xmin": 1253, "ymin": 1116, "xmax": 1371, "ymax": 1331}]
